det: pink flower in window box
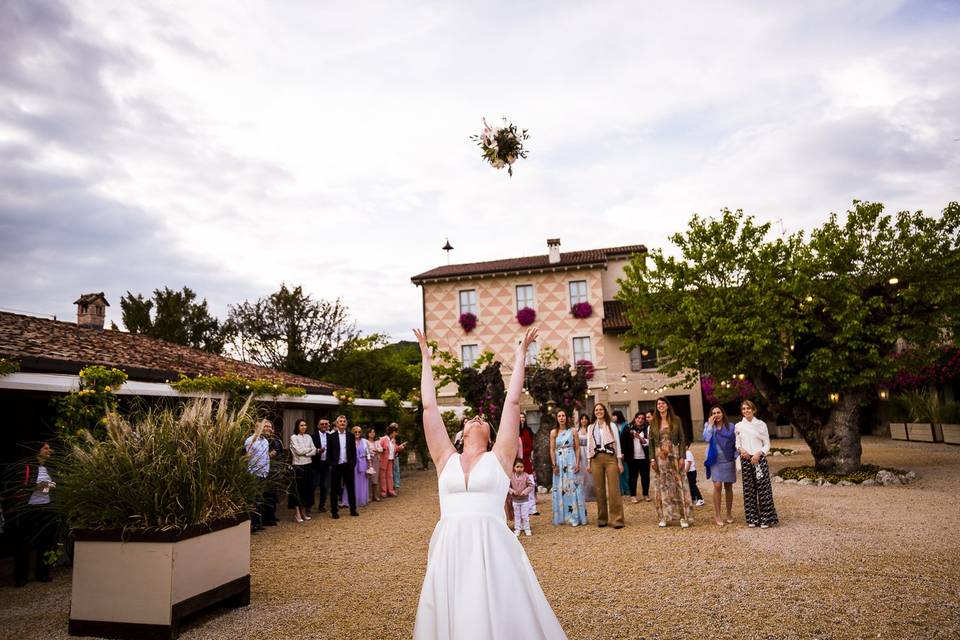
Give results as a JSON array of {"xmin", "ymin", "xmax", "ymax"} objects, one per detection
[
  {"xmin": 459, "ymin": 312, "xmax": 477, "ymax": 333},
  {"xmin": 516, "ymin": 307, "xmax": 536, "ymax": 326},
  {"xmin": 575, "ymin": 359, "xmax": 595, "ymax": 380},
  {"xmin": 571, "ymin": 302, "xmax": 593, "ymax": 319}
]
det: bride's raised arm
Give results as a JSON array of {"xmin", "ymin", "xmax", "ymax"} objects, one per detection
[
  {"xmin": 493, "ymin": 327, "xmax": 538, "ymax": 469},
  {"xmin": 414, "ymin": 329, "xmax": 456, "ymax": 473}
]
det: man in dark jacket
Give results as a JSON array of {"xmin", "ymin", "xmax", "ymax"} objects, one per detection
[
  {"xmin": 311, "ymin": 418, "xmax": 331, "ymax": 513},
  {"xmin": 325, "ymin": 415, "xmax": 357, "ymax": 518}
]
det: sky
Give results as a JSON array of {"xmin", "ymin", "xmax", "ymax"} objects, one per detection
[{"xmin": 1, "ymin": 0, "xmax": 958, "ymax": 340}]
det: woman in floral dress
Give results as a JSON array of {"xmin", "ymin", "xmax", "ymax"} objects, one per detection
[
  {"xmin": 550, "ymin": 410, "xmax": 587, "ymax": 527},
  {"xmin": 650, "ymin": 397, "xmax": 694, "ymax": 528}
]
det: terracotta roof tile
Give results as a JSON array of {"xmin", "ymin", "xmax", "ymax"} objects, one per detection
[
  {"xmin": 411, "ymin": 244, "xmax": 647, "ymax": 283},
  {"xmin": 602, "ymin": 300, "xmax": 630, "ymax": 332},
  {"xmin": 0, "ymin": 311, "xmax": 334, "ymax": 392}
]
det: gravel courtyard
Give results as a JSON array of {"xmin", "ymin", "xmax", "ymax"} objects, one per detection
[{"xmin": 2, "ymin": 437, "xmax": 959, "ymax": 640}]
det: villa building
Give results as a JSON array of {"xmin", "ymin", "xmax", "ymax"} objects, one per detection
[{"xmin": 411, "ymin": 239, "xmax": 704, "ymax": 438}]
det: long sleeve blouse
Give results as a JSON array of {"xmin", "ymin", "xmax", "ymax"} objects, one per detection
[
  {"xmin": 289, "ymin": 433, "xmax": 317, "ymax": 466},
  {"xmin": 735, "ymin": 418, "xmax": 770, "ymax": 456}
]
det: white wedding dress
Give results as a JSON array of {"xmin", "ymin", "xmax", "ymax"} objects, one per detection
[{"xmin": 413, "ymin": 452, "xmax": 567, "ymax": 640}]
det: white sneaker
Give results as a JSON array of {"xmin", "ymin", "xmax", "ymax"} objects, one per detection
[
  {"xmin": 694, "ymin": 499, "xmax": 705, "ymax": 507},
  {"xmin": 524, "ymin": 530, "xmax": 532, "ymax": 537},
  {"xmin": 571, "ymin": 522, "xmax": 579, "ymax": 528},
  {"xmin": 304, "ymin": 514, "xmax": 312, "ymax": 520},
  {"xmin": 680, "ymin": 519, "xmax": 690, "ymax": 528},
  {"xmin": 658, "ymin": 520, "xmax": 667, "ymax": 528}
]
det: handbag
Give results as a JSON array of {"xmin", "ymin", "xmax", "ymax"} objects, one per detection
[{"xmin": 365, "ymin": 466, "xmax": 377, "ymax": 477}]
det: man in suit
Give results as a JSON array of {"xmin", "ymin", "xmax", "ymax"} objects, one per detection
[
  {"xmin": 326, "ymin": 414, "xmax": 358, "ymax": 518},
  {"xmin": 311, "ymin": 418, "xmax": 331, "ymax": 513}
]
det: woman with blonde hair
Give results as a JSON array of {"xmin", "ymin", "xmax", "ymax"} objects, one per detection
[
  {"xmin": 736, "ymin": 400, "xmax": 778, "ymax": 529},
  {"xmin": 587, "ymin": 403, "xmax": 625, "ymax": 528},
  {"xmin": 650, "ymin": 397, "xmax": 693, "ymax": 528}
]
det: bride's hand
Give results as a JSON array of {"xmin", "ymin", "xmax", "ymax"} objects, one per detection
[
  {"xmin": 518, "ymin": 327, "xmax": 539, "ymax": 353},
  {"xmin": 413, "ymin": 328, "xmax": 431, "ymax": 357}
]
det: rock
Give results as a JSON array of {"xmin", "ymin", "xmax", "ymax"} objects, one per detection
[
  {"xmin": 773, "ymin": 475, "xmax": 784, "ymax": 484},
  {"xmin": 772, "ymin": 451, "xmax": 781, "ymax": 456},
  {"xmin": 816, "ymin": 478, "xmax": 826, "ymax": 486},
  {"xmin": 839, "ymin": 480, "xmax": 853, "ymax": 486},
  {"xmin": 905, "ymin": 471, "xmax": 917, "ymax": 482},
  {"xmin": 799, "ymin": 478, "xmax": 814, "ymax": 486},
  {"xmin": 875, "ymin": 470, "xmax": 899, "ymax": 486},
  {"xmin": 784, "ymin": 479, "xmax": 798, "ymax": 485}
]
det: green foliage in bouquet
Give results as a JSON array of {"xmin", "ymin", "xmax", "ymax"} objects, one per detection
[{"xmin": 471, "ymin": 118, "xmax": 530, "ymax": 177}]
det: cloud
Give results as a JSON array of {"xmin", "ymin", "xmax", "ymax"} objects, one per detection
[{"xmin": 1, "ymin": 0, "xmax": 958, "ymax": 339}]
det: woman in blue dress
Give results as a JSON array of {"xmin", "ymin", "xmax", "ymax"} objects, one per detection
[
  {"xmin": 703, "ymin": 405, "xmax": 737, "ymax": 527},
  {"xmin": 550, "ymin": 410, "xmax": 587, "ymax": 527}
]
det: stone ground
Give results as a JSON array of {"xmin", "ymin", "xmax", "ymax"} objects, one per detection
[{"xmin": 2, "ymin": 437, "xmax": 959, "ymax": 640}]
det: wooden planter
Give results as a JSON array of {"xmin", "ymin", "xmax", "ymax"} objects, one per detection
[
  {"xmin": 69, "ymin": 515, "xmax": 250, "ymax": 640},
  {"xmin": 889, "ymin": 423, "xmax": 908, "ymax": 440},
  {"xmin": 905, "ymin": 423, "xmax": 936, "ymax": 443},
  {"xmin": 942, "ymin": 424, "xmax": 960, "ymax": 445}
]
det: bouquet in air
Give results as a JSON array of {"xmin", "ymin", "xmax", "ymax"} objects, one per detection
[{"xmin": 470, "ymin": 117, "xmax": 530, "ymax": 176}]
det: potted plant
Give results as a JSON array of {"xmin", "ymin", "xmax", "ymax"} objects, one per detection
[
  {"xmin": 899, "ymin": 389, "xmax": 941, "ymax": 443},
  {"xmin": 60, "ymin": 398, "xmax": 263, "ymax": 639},
  {"xmin": 941, "ymin": 401, "xmax": 960, "ymax": 445}
]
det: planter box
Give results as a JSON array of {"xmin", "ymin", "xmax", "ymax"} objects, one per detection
[
  {"xmin": 889, "ymin": 423, "xmax": 908, "ymax": 441},
  {"xmin": 906, "ymin": 423, "xmax": 936, "ymax": 443},
  {"xmin": 942, "ymin": 424, "xmax": 960, "ymax": 445},
  {"xmin": 69, "ymin": 515, "xmax": 250, "ymax": 640}
]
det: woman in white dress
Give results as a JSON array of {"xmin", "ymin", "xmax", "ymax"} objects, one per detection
[{"xmin": 412, "ymin": 327, "xmax": 566, "ymax": 640}]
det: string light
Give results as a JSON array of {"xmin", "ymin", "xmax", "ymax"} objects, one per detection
[
  {"xmin": 888, "ymin": 277, "xmax": 899, "ymax": 285},
  {"xmin": 828, "ymin": 392, "xmax": 840, "ymax": 403}
]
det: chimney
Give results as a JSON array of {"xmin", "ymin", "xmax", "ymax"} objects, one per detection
[
  {"xmin": 74, "ymin": 292, "xmax": 110, "ymax": 330},
  {"xmin": 547, "ymin": 238, "xmax": 561, "ymax": 264}
]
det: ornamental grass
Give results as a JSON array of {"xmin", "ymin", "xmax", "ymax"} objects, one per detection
[{"xmin": 54, "ymin": 397, "xmax": 265, "ymax": 534}]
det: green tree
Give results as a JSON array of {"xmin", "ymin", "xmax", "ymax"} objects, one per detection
[
  {"xmin": 119, "ymin": 287, "xmax": 227, "ymax": 354},
  {"xmin": 226, "ymin": 284, "xmax": 358, "ymax": 377},
  {"xmin": 320, "ymin": 336, "xmax": 419, "ymax": 397},
  {"xmin": 617, "ymin": 201, "xmax": 960, "ymax": 474}
]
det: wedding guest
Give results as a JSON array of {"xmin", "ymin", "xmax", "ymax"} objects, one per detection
[
  {"xmin": 703, "ymin": 405, "xmax": 737, "ymax": 526},
  {"xmin": 244, "ymin": 421, "xmax": 270, "ymax": 532},
  {"xmin": 612, "ymin": 410, "xmax": 631, "ymax": 497},
  {"xmin": 378, "ymin": 424, "xmax": 404, "ymax": 498},
  {"xmin": 736, "ymin": 400, "xmax": 778, "ymax": 529},
  {"xmin": 311, "ymin": 418, "xmax": 332, "ymax": 513},
  {"xmin": 348, "ymin": 426, "xmax": 370, "ymax": 507},
  {"xmin": 577, "ymin": 413, "xmax": 595, "ymax": 503},
  {"xmin": 393, "ymin": 430, "xmax": 405, "ymax": 492},
  {"xmin": 366, "ymin": 428, "xmax": 383, "ymax": 501},
  {"xmin": 327, "ymin": 415, "xmax": 358, "ymax": 517},
  {"xmin": 12, "ymin": 441, "xmax": 59, "ymax": 587},
  {"xmin": 510, "ymin": 459, "xmax": 535, "ymax": 537},
  {"xmin": 587, "ymin": 403, "xmax": 625, "ymax": 528},
  {"xmin": 621, "ymin": 412, "xmax": 651, "ymax": 503},
  {"xmin": 650, "ymin": 397, "xmax": 694, "ymax": 528},
  {"xmin": 519, "ymin": 414, "xmax": 539, "ymax": 516},
  {"xmin": 684, "ymin": 444, "xmax": 705, "ymax": 506},
  {"xmin": 262, "ymin": 422, "xmax": 283, "ymax": 526},
  {"xmin": 289, "ymin": 419, "xmax": 316, "ymax": 523},
  {"xmin": 550, "ymin": 410, "xmax": 586, "ymax": 527}
]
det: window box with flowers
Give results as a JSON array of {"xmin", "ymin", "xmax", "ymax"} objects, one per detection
[
  {"xmin": 459, "ymin": 312, "xmax": 478, "ymax": 333},
  {"xmin": 516, "ymin": 307, "xmax": 536, "ymax": 327},
  {"xmin": 571, "ymin": 302, "xmax": 593, "ymax": 319}
]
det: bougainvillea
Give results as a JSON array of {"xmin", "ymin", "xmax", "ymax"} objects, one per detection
[
  {"xmin": 516, "ymin": 307, "xmax": 536, "ymax": 326},
  {"xmin": 888, "ymin": 347, "xmax": 960, "ymax": 391},
  {"xmin": 571, "ymin": 302, "xmax": 593, "ymax": 319},
  {"xmin": 459, "ymin": 312, "xmax": 478, "ymax": 333},
  {"xmin": 575, "ymin": 359, "xmax": 595, "ymax": 381},
  {"xmin": 701, "ymin": 375, "xmax": 758, "ymax": 406}
]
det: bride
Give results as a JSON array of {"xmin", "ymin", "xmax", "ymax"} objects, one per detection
[{"xmin": 412, "ymin": 327, "xmax": 566, "ymax": 640}]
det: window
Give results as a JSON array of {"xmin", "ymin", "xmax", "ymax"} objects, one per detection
[
  {"xmin": 525, "ymin": 341, "xmax": 539, "ymax": 366},
  {"xmin": 569, "ymin": 280, "xmax": 588, "ymax": 306},
  {"xmin": 459, "ymin": 289, "xmax": 477, "ymax": 316},
  {"xmin": 572, "ymin": 336, "xmax": 592, "ymax": 363},
  {"xmin": 630, "ymin": 346, "xmax": 658, "ymax": 371},
  {"xmin": 461, "ymin": 344, "xmax": 479, "ymax": 368},
  {"xmin": 516, "ymin": 284, "xmax": 534, "ymax": 311}
]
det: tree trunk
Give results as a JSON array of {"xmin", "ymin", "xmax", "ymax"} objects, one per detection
[
  {"xmin": 793, "ymin": 392, "xmax": 864, "ymax": 475},
  {"xmin": 533, "ymin": 413, "xmax": 555, "ymax": 490}
]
